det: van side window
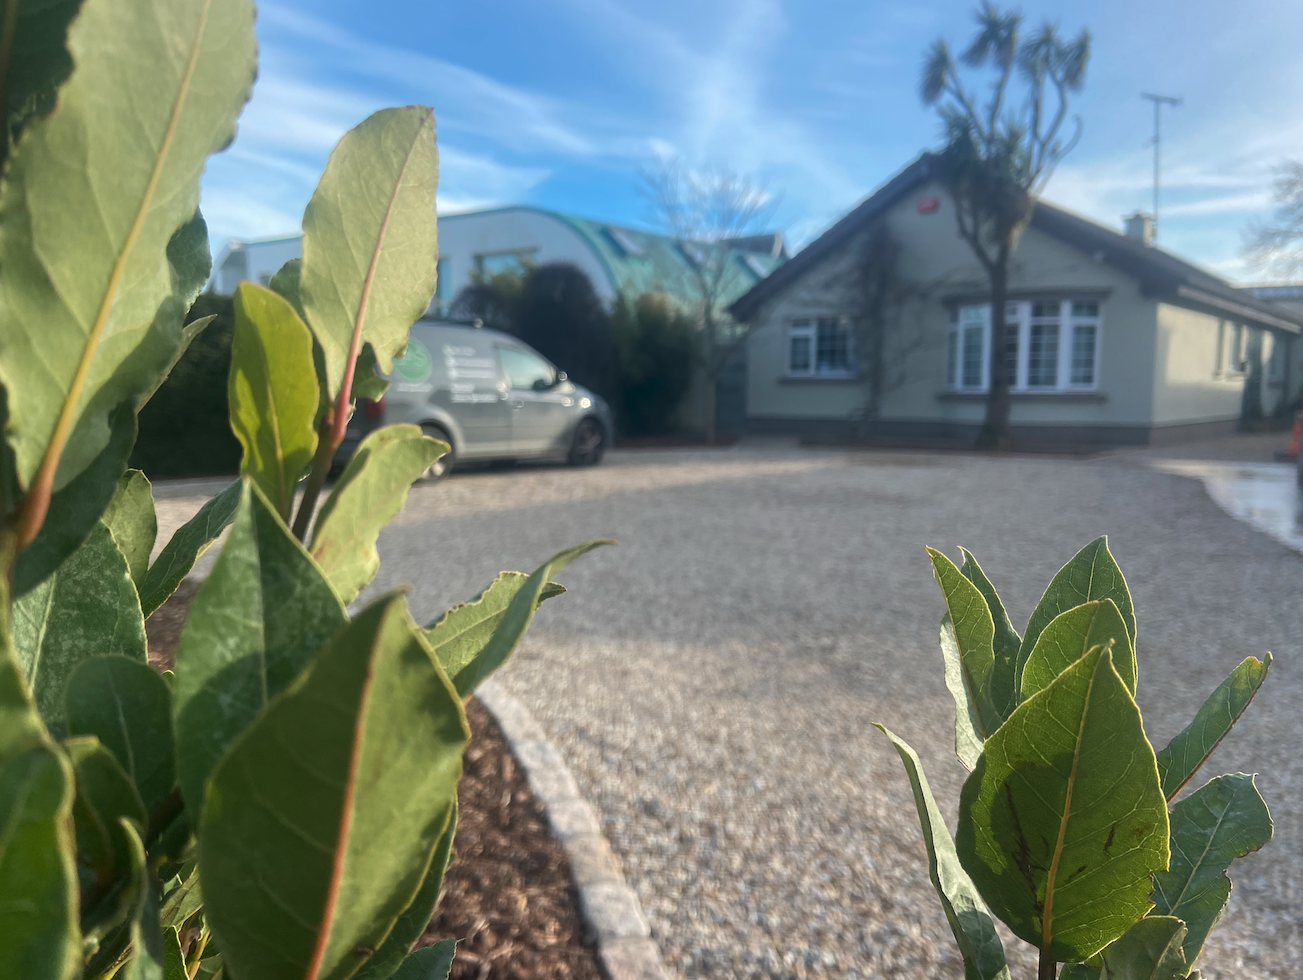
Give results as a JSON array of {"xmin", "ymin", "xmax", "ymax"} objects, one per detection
[{"xmin": 498, "ymin": 346, "xmax": 554, "ymax": 390}]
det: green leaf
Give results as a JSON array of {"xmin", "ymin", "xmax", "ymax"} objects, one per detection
[
  {"xmin": 129, "ymin": 211, "xmax": 217, "ymax": 412},
  {"xmin": 309, "ymin": 425, "xmax": 446, "ymax": 603},
  {"xmin": 0, "ymin": 743, "xmax": 79, "ymax": 980},
  {"xmin": 423, "ymin": 572, "xmax": 566, "ymax": 683},
  {"xmin": 102, "ymin": 470, "xmax": 158, "ymax": 586},
  {"xmin": 229, "ymin": 282, "xmax": 321, "ymax": 520},
  {"xmin": 926, "ymin": 548, "xmax": 1001, "ymax": 770},
  {"xmin": 958, "ymin": 547, "xmax": 1020, "ymax": 719},
  {"xmin": 1017, "ymin": 538, "xmax": 1135, "ymax": 695},
  {"xmin": 0, "ymin": 0, "xmax": 256, "ymax": 491},
  {"xmin": 0, "ymin": 632, "xmax": 46, "ymax": 765},
  {"xmin": 117, "ymin": 819, "xmax": 165, "ymax": 980},
  {"xmin": 173, "ymin": 480, "xmax": 346, "ymax": 816},
  {"xmin": 300, "ymin": 107, "xmax": 439, "ymax": 400},
  {"xmin": 137, "ymin": 479, "xmax": 242, "ymax": 619},
  {"xmin": 65, "ymin": 656, "xmax": 175, "ymax": 817},
  {"xmin": 353, "ymin": 801, "xmax": 457, "ymax": 980},
  {"xmin": 1097, "ymin": 916, "xmax": 1187, "ymax": 980},
  {"xmin": 1151, "ymin": 773, "xmax": 1272, "ymax": 966},
  {"xmin": 390, "ymin": 940, "xmax": 457, "ymax": 980},
  {"xmin": 11, "ymin": 400, "xmax": 135, "ymax": 599},
  {"xmin": 268, "ymin": 258, "xmax": 305, "ymax": 315},
  {"xmin": 1155, "ymin": 655, "xmax": 1271, "ymax": 801},
  {"xmin": 137, "ymin": 211, "xmax": 221, "ymax": 413},
  {"xmin": 447, "ymin": 540, "xmax": 613, "ymax": 697},
  {"xmin": 159, "ymin": 868, "xmax": 202, "ymax": 932},
  {"xmin": 163, "ymin": 927, "xmax": 187, "ymax": 980},
  {"xmin": 956, "ymin": 646, "xmax": 1169, "ymax": 962},
  {"xmin": 1020, "ymin": 600, "xmax": 1135, "ymax": 701},
  {"xmin": 198, "ymin": 592, "xmax": 470, "ymax": 980},
  {"xmin": 63, "ymin": 736, "xmax": 146, "ymax": 911},
  {"xmin": 12, "ymin": 521, "xmax": 147, "ymax": 722},
  {"xmin": 875, "ymin": 725, "xmax": 1010, "ymax": 980},
  {"xmin": 353, "ymin": 343, "xmax": 391, "ymax": 402},
  {"xmin": 1, "ymin": 0, "xmax": 83, "ymax": 149}
]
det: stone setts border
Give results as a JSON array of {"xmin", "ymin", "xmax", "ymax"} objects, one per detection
[{"xmin": 476, "ymin": 680, "xmax": 670, "ymax": 980}]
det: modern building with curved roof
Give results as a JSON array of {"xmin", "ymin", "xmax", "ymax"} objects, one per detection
[{"xmin": 210, "ymin": 206, "xmax": 786, "ymax": 318}]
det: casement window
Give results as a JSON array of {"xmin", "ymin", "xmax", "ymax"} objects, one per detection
[
  {"xmin": 945, "ymin": 299, "xmax": 1101, "ymax": 392},
  {"xmin": 787, "ymin": 317, "xmax": 854, "ymax": 377}
]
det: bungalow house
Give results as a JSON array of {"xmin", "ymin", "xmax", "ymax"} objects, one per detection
[{"xmin": 728, "ymin": 154, "xmax": 1303, "ymax": 448}]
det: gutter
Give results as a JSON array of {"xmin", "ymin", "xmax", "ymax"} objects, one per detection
[{"xmin": 1175, "ymin": 285, "xmax": 1303, "ymax": 335}]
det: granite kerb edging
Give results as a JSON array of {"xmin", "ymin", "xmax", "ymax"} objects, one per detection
[{"xmin": 475, "ymin": 679, "xmax": 671, "ymax": 980}]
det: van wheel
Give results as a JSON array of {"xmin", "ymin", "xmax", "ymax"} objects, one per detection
[
  {"xmin": 568, "ymin": 417, "xmax": 605, "ymax": 466},
  {"xmin": 420, "ymin": 425, "xmax": 455, "ymax": 482}
]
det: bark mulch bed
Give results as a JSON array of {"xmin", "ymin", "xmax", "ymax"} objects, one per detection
[{"xmin": 146, "ymin": 583, "xmax": 605, "ymax": 980}]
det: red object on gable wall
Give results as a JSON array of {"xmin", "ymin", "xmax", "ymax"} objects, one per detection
[{"xmin": 916, "ymin": 196, "xmax": 940, "ymax": 215}]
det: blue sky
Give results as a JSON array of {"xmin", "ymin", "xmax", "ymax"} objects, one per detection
[{"xmin": 201, "ymin": 0, "xmax": 1303, "ymax": 282}]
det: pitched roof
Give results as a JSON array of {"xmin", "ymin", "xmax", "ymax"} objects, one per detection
[{"xmin": 729, "ymin": 153, "xmax": 1303, "ymax": 334}]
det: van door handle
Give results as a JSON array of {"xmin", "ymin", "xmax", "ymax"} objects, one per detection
[{"xmin": 511, "ymin": 399, "xmax": 524, "ymax": 409}]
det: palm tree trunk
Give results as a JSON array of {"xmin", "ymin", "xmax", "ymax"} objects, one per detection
[{"xmin": 977, "ymin": 250, "xmax": 1014, "ymax": 449}]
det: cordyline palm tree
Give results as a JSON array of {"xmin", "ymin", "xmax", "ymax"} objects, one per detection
[{"xmin": 921, "ymin": 3, "xmax": 1091, "ymax": 449}]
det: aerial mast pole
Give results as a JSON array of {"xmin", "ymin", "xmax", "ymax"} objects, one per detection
[{"xmin": 1141, "ymin": 92, "xmax": 1182, "ymax": 242}]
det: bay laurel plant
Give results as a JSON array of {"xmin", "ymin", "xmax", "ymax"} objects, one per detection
[
  {"xmin": 0, "ymin": 1, "xmax": 607, "ymax": 979},
  {"xmin": 877, "ymin": 539, "xmax": 1273, "ymax": 980}
]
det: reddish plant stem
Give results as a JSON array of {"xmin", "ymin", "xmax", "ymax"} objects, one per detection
[{"xmin": 291, "ymin": 407, "xmax": 340, "ymax": 543}]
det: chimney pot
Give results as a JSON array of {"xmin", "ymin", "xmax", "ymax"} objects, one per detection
[{"xmin": 1124, "ymin": 211, "xmax": 1154, "ymax": 246}]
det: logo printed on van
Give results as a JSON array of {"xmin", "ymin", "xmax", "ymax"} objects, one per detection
[{"xmin": 391, "ymin": 338, "xmax": 433, "ymax": 385}]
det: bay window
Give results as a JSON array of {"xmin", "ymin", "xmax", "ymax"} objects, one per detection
[{"xmin": 945, "ymin": 299, "xmax": 1101, "ymax": 392}]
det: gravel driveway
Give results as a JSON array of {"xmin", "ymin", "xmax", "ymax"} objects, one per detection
[{"xmin": 208, "ymin": 444, "xmax": 1303, "ymax": 979}]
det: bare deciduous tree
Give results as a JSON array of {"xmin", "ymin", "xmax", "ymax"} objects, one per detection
[
  {"xmin": 642, "ymin": 159, "xmax": 775, "ymax": 443},
  {"xmin": 1245, "ymin": 160, "xmax": 1303, "ymax": 279},
  {"xmin": 922, "ymin": 2, "xmax": 1091, "ymax": 448},
  {"xmin": 841, "ymin": 226, "xmax": 953, "ymax": 435}
]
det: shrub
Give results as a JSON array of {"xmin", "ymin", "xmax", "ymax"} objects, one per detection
[
  {"xmin": 0, "ymin": 3, "xmax": 605, "ymax": 979},
  {"xmin": 450, "ymin": 262, "xmax": 621, "ymax": 405},
  {"xmin": 130, "ymin": 293, "xmax": 241, "ymax": 479},
  {"xmin": 611, "ymin": 292, "xmax": 698, "ymax": 435},
  {"xmin": 510, "ymin": 263, "xmax": 621, "ymax": 405},
  {"xmin": 878, "ymin": 539, "xmax": 1272, "ymax": 980}
]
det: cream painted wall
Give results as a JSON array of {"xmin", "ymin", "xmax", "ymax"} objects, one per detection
[
  {"xmin": 747, "ymin": 182, "xmax": 1161, "ymax": 428},
  {"xmin": 1150, "ymin": 305, "xmax": 1244, "ymax": 425}
]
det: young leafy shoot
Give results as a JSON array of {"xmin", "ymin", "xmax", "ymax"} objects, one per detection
[
  {"xmin": 1016, "ymin": 537, "xmax": 1135, "ymax": 694},
  {"xmin": 229, "ymin": 283, "xmax": 321, "ymax": 521},
  {"xmin": 958, "ymin": 547, "xmax": 1020, "ymax": 718},
  {"xmin": 300, "ymin": 107, "xmax": 440, "ymax": 401},
  {"xmin": 1019, "ymin": 599, "xmax": 1135, "ymax": 701},
  {"xmin": 926, "ymin": 548, "xmax": 1002, "ymax": 769},
  {"xmin": 956, "ymin": 646, "xmax": 1169, "ymax": 964}
]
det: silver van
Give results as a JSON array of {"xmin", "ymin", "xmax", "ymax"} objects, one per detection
[{"xmin": 339, "ymin": 319, "xmax": 614, "ymax": 479}]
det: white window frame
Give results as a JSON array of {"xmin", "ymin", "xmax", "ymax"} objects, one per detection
[
  {"xmin": 945, "ymin": 299, "xmax": 1101, "ymax": 393},
  {"xmin": 786, "ymin": 317, "xmax": 856, "ymax": 378}
]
